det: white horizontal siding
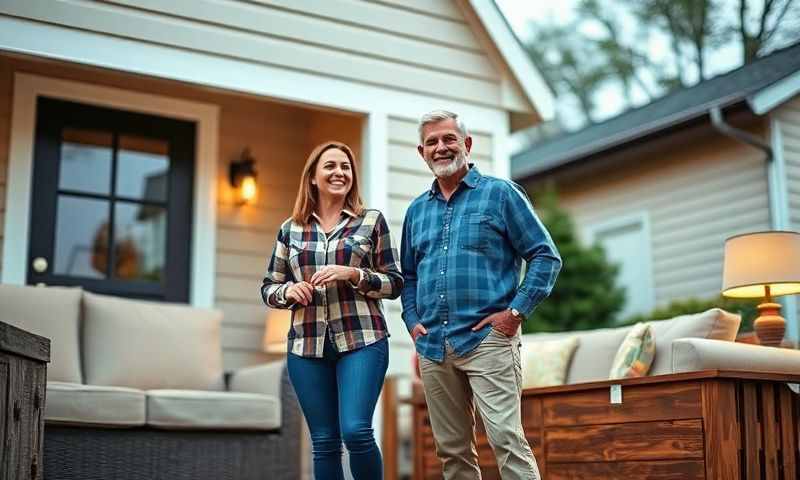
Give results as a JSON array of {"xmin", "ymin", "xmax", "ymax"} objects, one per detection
[
  {"xmin": 0, "ymin": 0, "xmax": 516, "ymax": 108},
  {"xmin": 775, "ymin": 97, "xmax": 800, "ymax": 230},
  {"xmin": 557, "ymin": 132, "xmax": 771, "ymax": 309}
]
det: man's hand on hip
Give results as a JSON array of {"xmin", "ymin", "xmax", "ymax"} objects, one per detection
[
  {"xmin": 411, "ymin": 323, "xmax": 428, "ymax": 342},
  {"xmin": 471, "ymin": 309, "xmax": 521, "ymax": 337}
]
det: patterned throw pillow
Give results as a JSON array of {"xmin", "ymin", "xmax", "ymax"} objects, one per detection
[
  {"xmin": 520, "ymin": 336, "xmax": 579, "ymax": 389},
  {"xmin": 609, "ymin": 322, "xmax": 655, "ymax": 380}
]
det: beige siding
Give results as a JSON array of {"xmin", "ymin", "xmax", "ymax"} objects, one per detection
[
  {"xmin": 0, "ymin": 54, "xmax": 361, "ymax": 369},
  {"xmin": 550, "ymin": 130, "xmax": 771, "ymax": 307},
  {"xmin": 774, "ymin": 96, "xmax": 800, "ymax": 230},
  {"xmin": 0, "ymin": 0, "xmax": 528, "ymax": 110}
]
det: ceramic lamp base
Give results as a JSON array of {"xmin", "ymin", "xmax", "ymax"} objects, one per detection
[{"xmin": 754, "ymin": 302, "xmax": 786, "ymax": 348}]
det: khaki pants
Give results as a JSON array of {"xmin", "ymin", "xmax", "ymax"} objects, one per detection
[{"xmin": 418, "ymin": 329, "xmax": 540, "ymax": 480}]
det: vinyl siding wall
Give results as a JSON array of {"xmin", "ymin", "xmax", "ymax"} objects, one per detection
[
  {"xmin": 534, "ymin": 129, "xmax": 771, "ymax": 312},
  {"xmin": 0, "ymin": 0, "xmax": 526, "ymax": 112},
  {"xmin": 0, "ymin": 54, "xmax": 365, "ymax": 368}
]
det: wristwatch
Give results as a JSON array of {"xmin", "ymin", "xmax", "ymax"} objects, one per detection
[{"xmin": 509, "ymin": 307, "xmax": 523, "ymax": 320}]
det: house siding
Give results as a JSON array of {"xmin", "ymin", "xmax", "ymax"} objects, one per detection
[
  {"xmin": 0, "ymin": 0, "xmax": 527, "ymax": 111},
  {"xmin": 774, "ymin": 96, "xmax": 800, "ymax": 230},
  {"xmin": 0, "ymin": 55, "xmax": 362, "ymax": 368},
  {"xmin": 534, "ymin": 129, "xmax": 771, "ymax": 312}
]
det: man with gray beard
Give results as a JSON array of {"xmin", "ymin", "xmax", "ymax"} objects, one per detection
[{"xmin": 400, "ymin": 110, "xmax": 561, "ymax": 479}]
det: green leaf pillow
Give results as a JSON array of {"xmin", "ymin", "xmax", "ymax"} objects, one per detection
[{"xmin": 609, "ymin": 322, "xmax": 655, "ymax": 380}]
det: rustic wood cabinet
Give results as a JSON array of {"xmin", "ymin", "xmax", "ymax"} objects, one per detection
[
  {"xmin": 411, "ymin": 370, "xmax": 800, "ymax": 480},
  {"xmin": 0, "ymin": 321, "xmax": 50, "ymax": 480}
]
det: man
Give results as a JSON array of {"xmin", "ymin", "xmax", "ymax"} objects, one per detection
[{"xmin": 400, "ymin": 110, "xmax": 561, "ymax": 479}]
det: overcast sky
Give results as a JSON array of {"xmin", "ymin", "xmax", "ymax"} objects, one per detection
[{"xmin": 494, "ymin": 0, "xmax": 743, "ymax": 128}]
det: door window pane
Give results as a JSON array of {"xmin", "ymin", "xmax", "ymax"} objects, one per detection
[
  {"xmin": 116, "ymin": 135, "xmax": 169, "ymax": 202},
  {"xmin": 54, "ymin": 196, "xmax": 109, "ymax": 278},
  {"xmin": 114, "ymin": 201, "xmax": 167, "ymax": 282},
  {"xmin": 59, "ymin": 128, "xmax": 113, "ymax": 194}
]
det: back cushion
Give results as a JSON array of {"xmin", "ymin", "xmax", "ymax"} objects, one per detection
[
  {"xmin": 648, "ymin": 308, "xmax": 740, "ymax": 375},
  {"xmin": 0, "ymin": 284, "xmax": 83, "ymax": 383},
  {"xmin": 521, "ymin": 326, "xmax": 631, "ymax": 384},
  {"xmin": 82, "ymin": 292, "xmax": 223, "ymax": 390}
]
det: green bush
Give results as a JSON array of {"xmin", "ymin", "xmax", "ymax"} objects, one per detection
[
  {"xmin": 524, "ymin": 186, "xmax": 626, "ymax": 333},
  {"xmin": 620, "ymin": 296, "xmax": 759, "ymax": 332}
]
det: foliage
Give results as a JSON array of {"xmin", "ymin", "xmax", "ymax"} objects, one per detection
[
  {"xmin": 524, "ymin": 186, "xmax": 626, "ymax": 333},
  {"xmin": 619, "ymin": 295, "xmax": 759, "ymax": 332},
  {"xmin": 523, "ymin": 0, "xmax": 800, "ymax": 128}
]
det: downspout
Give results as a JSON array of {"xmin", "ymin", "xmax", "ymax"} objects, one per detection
[{"xmin": 709, "ymin": 106, "xmax": 798, "ymax": 343}]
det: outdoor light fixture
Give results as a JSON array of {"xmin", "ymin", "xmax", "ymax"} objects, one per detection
[
  {"xmin": 722, "ymin": 231, "xmax": 800, "ymax": 347},
  {"xmin": 229, "ymin": 148, "xmax": 257, "ymax": 205}
]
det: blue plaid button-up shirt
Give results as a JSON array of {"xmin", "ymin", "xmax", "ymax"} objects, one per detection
[{"xmin": 400, "ymin": 165, "xmax": 561, "ymax": 362}]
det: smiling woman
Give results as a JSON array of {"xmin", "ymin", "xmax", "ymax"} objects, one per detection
[{"xmin": 260, "ymin": 140, "xmax": 403, "ymax": 480}]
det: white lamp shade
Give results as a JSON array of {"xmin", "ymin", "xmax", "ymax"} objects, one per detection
[
  {"xmin": 263, "ymin": 308, "xmax": 292, "ymax": 353},
  {"xmin": 722, "ymin": 231, "xmax": 800, "ymax": 298}
]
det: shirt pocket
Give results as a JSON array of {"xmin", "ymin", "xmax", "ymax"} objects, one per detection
[
  {"xmin": 287, "ymin": 240, "xmax": 308, "ymax": 280},
  {"xmin": 460, "ymin": 213, "xmax": 490, "ymax": 251},
  {"xmin": 344, "ymin": 235, "xmax": 372, "ymax": 267}
]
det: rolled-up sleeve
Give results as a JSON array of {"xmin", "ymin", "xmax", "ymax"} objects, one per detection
[
  {"xmin": 261, "ymin": 227, "xmax": 294, "ymax": 308},
  {"xmin": 354, "ymin": 212, "xmax": 404, "ymax": 299}
]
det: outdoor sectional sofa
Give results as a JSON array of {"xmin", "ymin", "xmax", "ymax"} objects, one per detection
[
  {"xmin": 411, "ymin": 308, "xmax": 800, "ymax": 479},
  {"xmin": 0, "ymin": 283, "xmax": 301, "ymax": 480}
]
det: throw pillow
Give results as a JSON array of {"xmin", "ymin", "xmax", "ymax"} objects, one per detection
[
  {"xmin": 520, "ymin": 336, "xmax": 579, "ymax": 388},
  {"xmin": 609, "ymin": 322, "xmax": 655, "ymax": 379}
]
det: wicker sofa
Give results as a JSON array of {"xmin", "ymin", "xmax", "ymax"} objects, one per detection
[{"xmin": 0, "ymin": 283, "xmax": 301, "ymax": 480}]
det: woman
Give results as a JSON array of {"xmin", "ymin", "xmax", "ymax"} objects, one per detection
[{"xmin": 261, "ymin": 141, "xmax": 403, "ymax": 480}]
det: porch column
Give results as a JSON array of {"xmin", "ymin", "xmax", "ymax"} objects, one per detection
[{"xmin": 361, "ymin": 111, "xmax": 388, "ymax": 212}]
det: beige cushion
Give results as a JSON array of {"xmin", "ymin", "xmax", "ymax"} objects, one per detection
[
  {"xmin": 609, "ymin": 322, "xmax": 655, "ymax": 379},
  {"xmin": 46, "ymin": 381, "xmax": 145, "ymax": 427},
  {"xmin": 649, "ymin": 308, "xmax": 740, "ymax": 375},
  {"xmin": 0, "ymin": 284, "xmax": 83, "ymax": 383},
  {"xmin": 82, "ymin": 292, "xmax": 224, "ymax": 390},
  {"xmin": 672, "ymin": 338, "xmax": 800, "ymax": 374},
  {"xmin": 146, "ymin": 390, "xmax": 280, "ymax": 431},
  {"xmin": 520, "ymin": 336, "xmax": 579, "ymax": 388}
]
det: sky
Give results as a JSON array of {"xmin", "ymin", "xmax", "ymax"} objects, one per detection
[{"xmin": 494, "ymin": 0, "xmax": 743, "ymax": 129}]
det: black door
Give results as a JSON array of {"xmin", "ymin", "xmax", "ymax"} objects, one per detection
[{"xmin": 27, "ymin": 97, "xmax": 195, "ymax": 302}]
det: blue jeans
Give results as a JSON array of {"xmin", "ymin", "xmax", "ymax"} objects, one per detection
[{"xmin": 287, "ymin": 335, "xmax": 389, "ymax": 480}]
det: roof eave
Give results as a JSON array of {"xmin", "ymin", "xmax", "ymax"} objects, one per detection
[{"xmin": 467, "ymin": 0, "xmax": 555, "ymax": 121}]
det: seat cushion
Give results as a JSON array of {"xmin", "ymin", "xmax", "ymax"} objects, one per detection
[
  {"xmin": 82, "ymin": 292, "xmax": 224, "ymax": 390},
  {"xmin": 0, "ymin": 284, "xmax": 83, "ymax": 383},
  {"xmin": 146, "ymin": 390, "xmax": 281, "ymax": 431},
  {"xmin": 46, "ymin": 381, "xmax": 145, "ymax": 427},
  {"xmin": 649, "ymin": 308, "xmax": 740, "ymax": 375}
]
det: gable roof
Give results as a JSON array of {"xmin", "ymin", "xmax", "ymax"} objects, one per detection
[
  {"xmin": 468, "ymin": 0, "xmax": 555, "ymax": 121},
  {"xmin": 512, "ymin": 41, "xmax": 800, "ymax": 181}
]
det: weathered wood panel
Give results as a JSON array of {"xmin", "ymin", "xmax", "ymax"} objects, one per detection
[
  {"xmin": 545, "ymin": 419, "xmax": 704, "ymax": 463},
  {"xmin": 546, "ymin": 460, "xmax": 705, "ymax": 480},
  {"xmin": 542, "ymin": 381, "xmax": 703, "ymax": 426}
]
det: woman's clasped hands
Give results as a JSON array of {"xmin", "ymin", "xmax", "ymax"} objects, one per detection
[{"xmin": 285, "ymin": 266, "xmax": 360, "ymax": 305}]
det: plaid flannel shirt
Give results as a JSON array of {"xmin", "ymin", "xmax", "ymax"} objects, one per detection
[
  {"xmin": 262, "ymin": 209, "xmax": 403, "ymax": 357},
  {"xmin": 401, "ymin": 165, "xmax": 562, "ymax": 362}
]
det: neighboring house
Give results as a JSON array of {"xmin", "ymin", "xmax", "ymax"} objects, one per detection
[
  {"xmin": 0, "ymin": 1, "xmax": 553, "ymax": 376},
  {"xmin": 512, "ymin": 41, "xmax": 800, "ymax": 341}
]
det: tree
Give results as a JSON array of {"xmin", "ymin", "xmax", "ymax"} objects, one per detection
[
  {"xmin": 522, "ymin": 0, "xmax": 800, "ymax": 129},
  {"xmin": 524, "ymin": 187, "xmax": 626, "ymax": 333}
]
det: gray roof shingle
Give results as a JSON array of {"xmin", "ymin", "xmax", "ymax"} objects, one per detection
[{"xmin": 512, "ymin": 41, "xmax": 800, "ymax": 181}]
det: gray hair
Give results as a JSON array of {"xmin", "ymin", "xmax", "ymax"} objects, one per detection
[{"xmin": 418, "ymin": 110, "xmax": 469, "ymax": 143}]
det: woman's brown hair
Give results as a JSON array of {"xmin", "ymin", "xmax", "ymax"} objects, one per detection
[{"xmin": 292, "ymin": 141, "xmax": 365, "ymax": 224}]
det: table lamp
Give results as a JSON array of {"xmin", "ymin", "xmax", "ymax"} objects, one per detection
[
  {"xmin": 721, "ymin": 231, "xmax": 800, "ymax": 347},
  {"xmin": 263, "ymin": 308, "xmax": 292, "ymax": 354}
]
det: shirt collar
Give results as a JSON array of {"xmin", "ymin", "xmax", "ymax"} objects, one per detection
[
  {"xmin": 310, "ymin": 208, "xmax": 358, "ymax": 223},
  {"xmin": 428, "ymin": 163, "xmax": 481, "ymax": 199}
]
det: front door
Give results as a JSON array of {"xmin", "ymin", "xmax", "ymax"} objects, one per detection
[{"xmin": 26, "ymin": 97, "xmax": 195, "ymax": 302}]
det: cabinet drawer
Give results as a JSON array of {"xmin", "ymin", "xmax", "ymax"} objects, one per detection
[
  {"xmin": 543, "ymin": 381, "xmax": 702, "ymax": 426},
  {"xmin": 547, "ymin": 460, "xmax": 705, "ymax": 480},
  {"xmin": 546, "ymin": 419, "xmax": 704, "ymax": 463}
]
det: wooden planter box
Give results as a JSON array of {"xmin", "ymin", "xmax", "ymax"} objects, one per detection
[{"xmin": 411, "ymin": 370, "xmax": 800, "ymax": 480}]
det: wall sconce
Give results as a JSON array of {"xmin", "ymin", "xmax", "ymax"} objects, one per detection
[{"xmin": 229, "ymin": 148, "xmax": 257, "ymax": 205}]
